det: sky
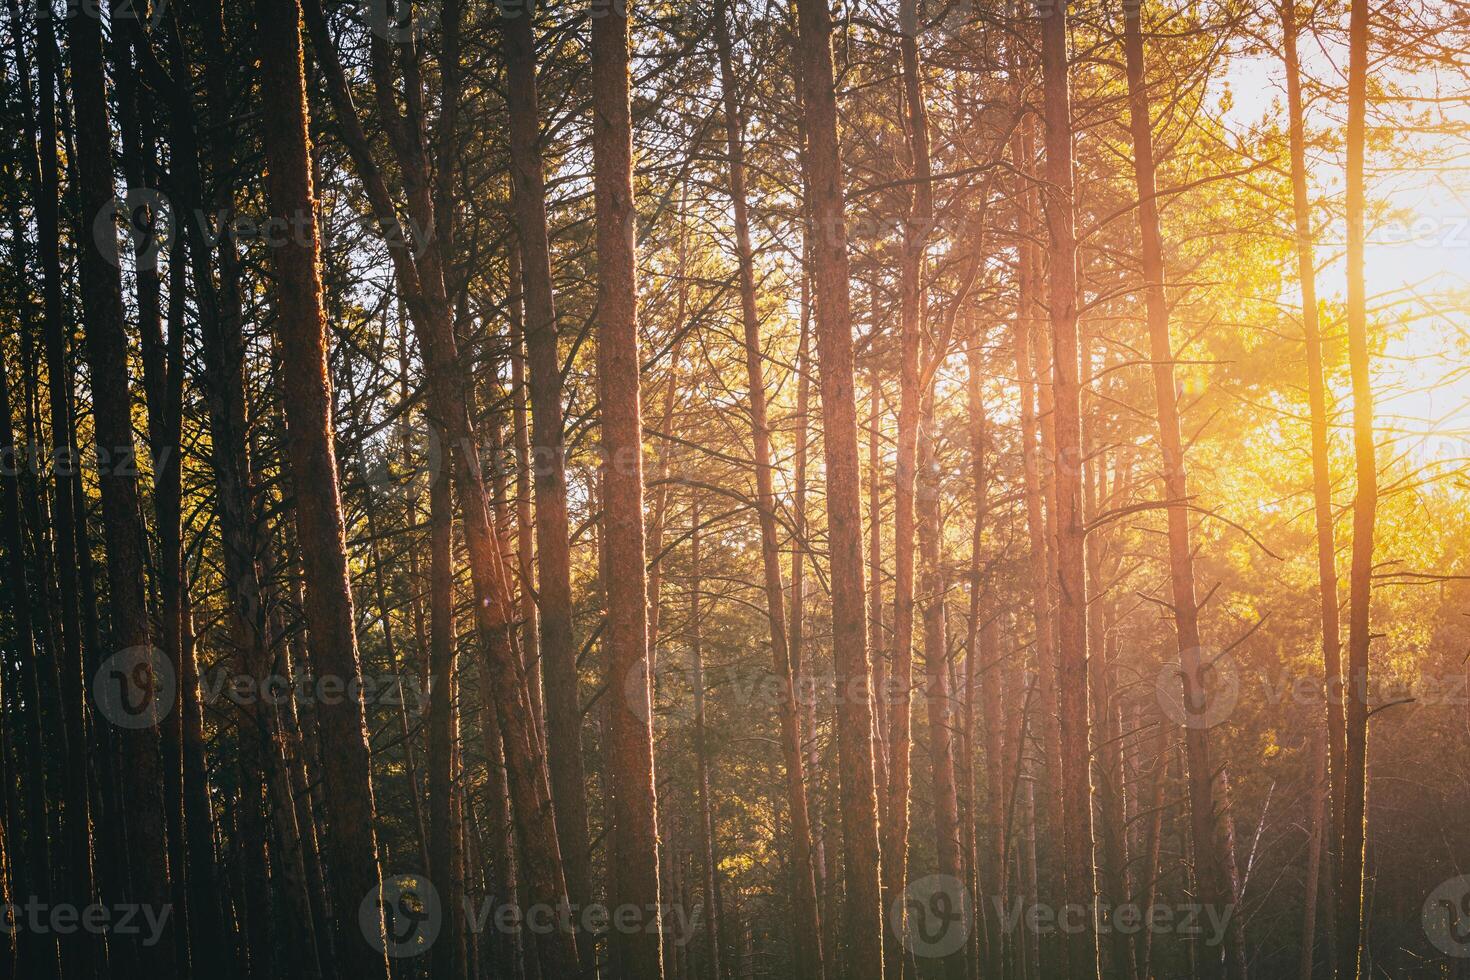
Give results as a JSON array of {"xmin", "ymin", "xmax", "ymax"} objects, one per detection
[{"xmin": 1220, "ymin": 43, "xmax": 1470, "ymax": 466}]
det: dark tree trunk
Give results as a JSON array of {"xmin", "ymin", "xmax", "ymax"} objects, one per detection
[
  {"xmin": 500, "ymin": 11, "xmax": 594, "ymax": 955},
  {"xmin": 68, "ymin": 4, "xmax": 178, "ymax": 974},
  {"xmin": 252, "ymin": 2, "xmax": 388, "ymax": 975}
]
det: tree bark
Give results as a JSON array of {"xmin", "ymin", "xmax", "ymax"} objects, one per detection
[
  {"xmin": 500, "ymin": 10, "xmax": 594, "ymax": 953},
  {"xmin": 1280, "ymin": 0, "xmax": 1348, "ymax": 952},
  {"xmin": 1334, "ymin": 0, "xmax": 1376, "ymax": 972},
  {"xmin": 1038, "ymin": 3, "xmax": 1099, "ymax": 976},
  {"xmin": 1120, "ymin": 7, "xmax": 1247, "ymax": 978},
  {"xmin": 792, "ymin": 0, "xmax": 886, "ymax": 975},
  {"xmin": 252, "ymin": 2, "xmax": 387, "ymax": 974},
  {"xmin": 590, "ymin": 4, "xmax": 664, "ymax": 977},
  {"xmin": 68, "ymin": 4, "xmax": 178, "ymax": 974},
  {"xmin": 714, "ymin": 3, "xmax": 824, "ymax": 975},
  {"xmin": 688, "ymin": 505, "xmax": 724, "ymax": 980}
]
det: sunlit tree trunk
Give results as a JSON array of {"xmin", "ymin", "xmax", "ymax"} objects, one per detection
[
  {"xmin": 590, "ymin": 4, "xmax": 664, "ymax": 976},
  {"xmin": 793, "ymin": 0, "xmax": 886, "ymax": 975},
  {"xmin": 1120, "ymin": 8, "xmax": 1247, "ymax": 978},
  {"xmin": 1037, "ymin": 3, "xmax": 1099, "ymax": 976},
  {"xmin": 883, "ymin": 8, "xmax": 935, "ymax": 969},
  {"xmin": 500, "ymin": 10, "xmax": 594, "ymax": 949},
  {"xmin": 1279, "ymin": 7, "xmax": 1345, "ymax": 974},
  {"xmin": 714, "ymin": 3, "xmax": 824, "ymax": 975},
  {"xmin": 1334, "ymin": 0, "xmax": 1376, "ymax": 972}
]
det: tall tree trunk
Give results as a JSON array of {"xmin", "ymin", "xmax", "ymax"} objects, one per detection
[
  {"xmin": 884, "ymin": 7, "xmax": 936, "ymax": 970},
  {"xmin": 714, "ymin": 3, "xmax": 823, "ymax": 975},
  {"xmin": 1280, "ymin": 0, "xmax": 1347, "ymax": 953},
  {"xmin": 792, "ymin": 0, "xmax": 886, "ymax": 975},
  {"xmin": 26, "ymin": 13, "xmax": 98, "ymax": 972},
  {"xmin": 1012, "ymin": 117, "xmax": 1066, "ymax": 949},
  {"xmin": 918, "ymin": 393, "xmax": 966, "ymax": 980},
  {"xmin": 590, "ymin": 5, "xmax": 664, "ymax": 977},
  {"xmin": 428, "ymin": 435, "xmax": 463, "ymax": 980},
  {"xmin": 0, "ymin": 311, "xmax": 60, "ymax": 980},
  {"xmin": 67, "ymin": 5, "xmax": 178, "ymax": 975},
  {"xmin": 1120, "ymin": 8, "xmax": 1247, "ymax": 978},
  {"xmin": 302, "ymin": 9, "xmax": 583, "ymax": 972},
  {"xmin": 111, "ymin": 27, "xmax": 191, "ymax": 968},
  {"xmin": 500, "ymin": 10, "xmax": 594, "ymax": 954},
  {"xmin": 1037, "ymin": 3, "xmax": 1099, "ymax": 977},
  {"xmin": 252, "ymin": 2, "xmax": 388, "ymax": 974},
  {"xmin": 688, "ymin": 505, "xmax": 724, "ymax": 980},
  {"xmin": 1334, "ymin": 0, "xmax": 1376, "ymax": 972}
]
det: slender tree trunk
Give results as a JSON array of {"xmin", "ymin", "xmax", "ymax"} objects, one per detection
[
  {"xmin": 1037, "ymin": 4, "xmax": 1099, "ymax": 977},
  {"xmin": 590, "ymin": 5, "xmax": 663, "ymax": 977},
  {"xmin": 1335, "ymin": 0, "xmax": 1376, "ymax": 972},
  {"xmin": 428, "ymin": 429, "xmax": 463, "ymax": 980},
  {"xmin": 1300, "ymin": 726, "xmax": 1328, "ymax": 980},
  {"xmin": 714, "ymin": 4, "xmax": 823, "ymax": 975},
  {"xmin": 500, "ymin": 11, "xmax": 594, "ymax": 954},
  {"xmin": 34, "ymin": 16, "xmax": 97, "ymax": 970},
  {"xmin": 919, "ymin": 390, "xmax": 966, "ymax": 980},
  {"xmin": 1120, "ymin": 8, "xmax": 1247, "ymax": 978},
  {"xmin": 1280, "ymin": 0, "xmax": 1347, "ymax": 929},
  {"xmin": 253, "ymin": 2, "xmax": 388, "ymax": 974},
  {"xmin": 883, "ymin": 7, "xmax": 936, "ymax": 969},
  {"xmin": 1012, "ymin": 119, "xmax": 1066, "ymax": 946},
  {"xmin": 793, "ymin": 0, "xmax": 886, "ymax": 975},
  {"xmin": 962, "ymin": 327, "xmax": 989, "ymax": 980},
  {"xmin": 0, "ymin": 312, "xmax": 60, "ymax": 980},
  {"xmin": 68, "ymin": 4, "xmax": 178, "ymax": 974},
  {"xmin": 688, "ymin": 505, "xmax": 724, "ymax": 980}
]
